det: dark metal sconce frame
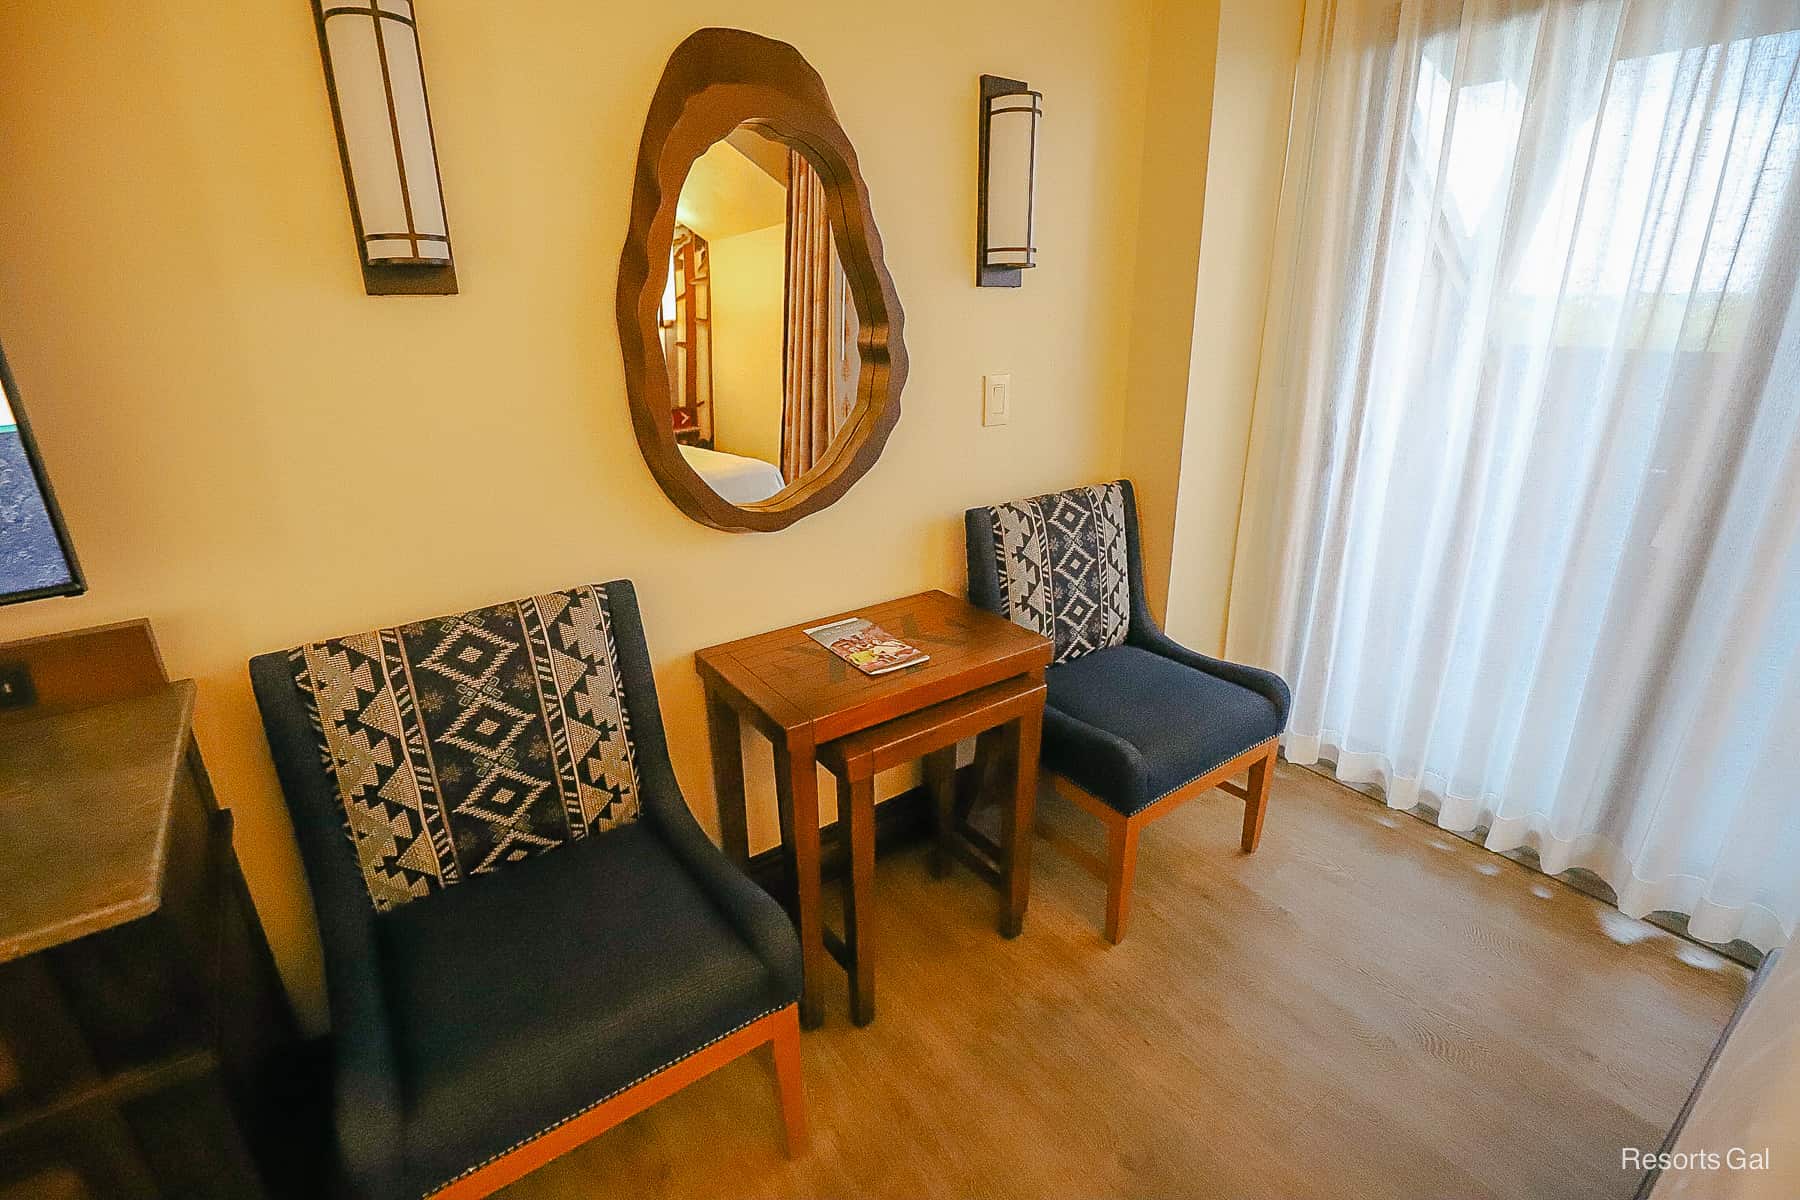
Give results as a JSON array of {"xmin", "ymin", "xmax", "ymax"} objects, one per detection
[
  {"xmin": 977, "ymin": 73, "xmax": 1039, "ymax": 288},
  {"xmin": 311, "ymin": 1, "xmax": 458, "ymax": 296}
]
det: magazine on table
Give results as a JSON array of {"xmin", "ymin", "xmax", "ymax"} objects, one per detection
[{"xmin": 803, "ymin": 616, "xmax": 930, "ymax": 676}]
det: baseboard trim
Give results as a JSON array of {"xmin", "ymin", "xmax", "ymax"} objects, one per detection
[{"xmin": 741, "ymin": 764, "xmax": 979, "ymax": 894}]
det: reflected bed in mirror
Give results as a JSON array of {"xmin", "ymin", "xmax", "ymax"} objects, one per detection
[
  {"xmin": 664, "ymin": 126, "xmax": 860, "ymax": 506},
  {"xmin": 618, "ymin": 28, "xmax": 906, "ymax": 532}
]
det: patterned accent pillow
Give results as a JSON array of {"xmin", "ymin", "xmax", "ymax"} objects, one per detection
[
  {"xmin": 289, "ymin": 583, "xmax": 641, "ymax": 912},
  {"xmin": 991, "ymin": 481, "xmax": 1131, "ymax": 665}
]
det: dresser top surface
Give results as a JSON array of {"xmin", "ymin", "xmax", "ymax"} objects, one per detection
[{"xmin": 0, "ymin": 680, "xmax": 197, "ymax": 963}]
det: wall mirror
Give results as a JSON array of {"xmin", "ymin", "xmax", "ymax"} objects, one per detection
[{"xmin": 619, "ymin": 29, "xmax": 907, "ymax": 532}]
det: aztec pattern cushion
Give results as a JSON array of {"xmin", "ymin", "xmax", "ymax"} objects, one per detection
[
  {"xmin": 990, "ymin": 481, "xmax": 1131, "ymax": 664},
  {"xmin": 290, "ymin": 583, "xmax": 641, "ymax": 912}
]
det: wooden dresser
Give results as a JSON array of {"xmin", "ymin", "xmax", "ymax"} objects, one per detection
[{"xmin": 0, "ymin": 682, "xmax": 301, "ymax": 1199}]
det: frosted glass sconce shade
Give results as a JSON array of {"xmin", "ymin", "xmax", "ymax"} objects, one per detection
[
  {"xmin": 313, "ymin": 0, "xmax": 457, "ymax": 295},
  {"xmin": 978, "ymin": 75, "xmax": 1041, "ymax": 287}
]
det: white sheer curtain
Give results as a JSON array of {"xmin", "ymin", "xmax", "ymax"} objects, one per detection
[{"xmin": 1229, "ymin": 0, "xmax": 1800, "ymax": 950}]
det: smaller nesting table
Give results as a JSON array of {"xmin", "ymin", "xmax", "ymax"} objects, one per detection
[
  {"xmin": 817, "ymin": 673, "xmax": 1046, "ymax": 1025},
  {"xmin": 696, "ymin": 590, "xmax": 1053, "ymax": 1027}
]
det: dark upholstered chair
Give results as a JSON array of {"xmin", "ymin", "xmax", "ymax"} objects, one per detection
[
  {"xmin": 966, "ymin": 481, "xmax": 1291, "ymax": 942},
  {"xmin": 250, "ymin": 581, "xmax": 804, "ymax": 1200}
]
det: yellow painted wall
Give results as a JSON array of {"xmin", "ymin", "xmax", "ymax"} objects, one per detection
[
  {"xmin": 1118, "ymin": 0, "xmax": 1223, "ymax": 622},
  {"xmin": 1165, "ymin": 0, "xmax": 1304, "ymax": 652},
  {"xmin": 0, "ymin": 0, "xmax": 1154, "ymax": 1030},
  {"xmin": 707, "ymin": 223, "xmax": 787, "ymax": 468}
]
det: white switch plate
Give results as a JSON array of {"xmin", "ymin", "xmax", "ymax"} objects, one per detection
[{"xmin": 983, "ymin": 373, "xmax": 1011, "ymax": 426}]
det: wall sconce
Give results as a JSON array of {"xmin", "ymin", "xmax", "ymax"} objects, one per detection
[
  {"xmin": 312, "ymin": 1, "xmax": 457, "ymax": 295},
  {"xmin": 977, "ymin": 74, "xmax": 1041, "ymax": 288}
]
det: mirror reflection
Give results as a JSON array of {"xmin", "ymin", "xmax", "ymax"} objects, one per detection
[{"xmin": 664, "ymin": 124, "xmax": 861, "ymax": 505}]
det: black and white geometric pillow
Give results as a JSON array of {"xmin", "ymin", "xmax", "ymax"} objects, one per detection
[
  {"xmin": 290, "ymin": 583, "xmax": 641, "ymax": 912},
  {"xmin": 991, "ymin": 481, "xmax": 1130, "ymax": 664}
]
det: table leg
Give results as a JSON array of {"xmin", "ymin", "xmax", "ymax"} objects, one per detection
[
  {"xmin": 998, "ymin": 704, "xmax": 1042, "ymax": 939},
  {"xmin": 704, "ymin": 692, "xmax": 750, "ymax": 866},
  {"xmin": 773, "ymin": 755, "xmax": 799, "ymax": 918},
  {"xmin": 840, "ymin": 772, "xmax": 878, "ymax": 1026},
  {"xmin": 969, "ymin": 725, "xmax": 1006, "ymax": 822},
  {"xmin": 923, "ymin": 746, "xmax": 958, "ymax": 879},
  {"xmin": 773, "ymin": 739, "xmax": 825, "ymax": 1029}
]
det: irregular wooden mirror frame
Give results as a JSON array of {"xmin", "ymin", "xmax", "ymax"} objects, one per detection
[{"xmin": 618, "ymin": 28, "xmax": 908, "ymax": 532}]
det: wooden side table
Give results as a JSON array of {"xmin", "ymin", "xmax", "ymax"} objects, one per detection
[{"xmin": 695, "ymin": 590, "xmax": 1053, "ymax": 1027}]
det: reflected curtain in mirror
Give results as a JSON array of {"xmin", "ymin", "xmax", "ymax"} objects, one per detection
[{"xmin": 781, "ymin": 150, "xmax": 860, "ymax": 481}]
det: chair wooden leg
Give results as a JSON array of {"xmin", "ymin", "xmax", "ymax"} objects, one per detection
[
  {"xmin": 770, "ymin": 1005, "xmax": 808, "ymax": 1158},
  {"xmin": 841, "ymin": 773, "xmax": 878, "ymax": 1026},
  {"xmin": 1103, "ymin": 815, "xmax": 1140, "ymax": 945},
  {"xmin": 924, "ymin": 746, "xmax": 958, "ymax": 879},
  {"xmin": 1242, "ymin": 744, "xmax": 1275, "ymax": 853}
]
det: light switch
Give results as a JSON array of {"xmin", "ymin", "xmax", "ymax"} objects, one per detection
[{"xmin": 983, "ymin": 373, "xmax": 1011, "ymax": 426}]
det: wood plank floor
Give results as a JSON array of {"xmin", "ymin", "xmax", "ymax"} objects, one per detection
[{"xmin": 501, "ymin": 762, "xmax": 1746, "ymax": 1200}]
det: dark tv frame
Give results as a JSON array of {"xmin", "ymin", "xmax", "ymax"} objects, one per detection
[{"xmin": 0, "ymin": 337, "xmax": 85, "ymax": 607}]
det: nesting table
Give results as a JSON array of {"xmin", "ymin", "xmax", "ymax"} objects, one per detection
[{"xmin": 695, "ymin": 590, "xmax": 1053, "ymax": 1027}]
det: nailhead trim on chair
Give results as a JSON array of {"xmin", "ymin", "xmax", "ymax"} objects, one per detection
[
  {"xmin": 1128, "ymin": 737, "xmax": 1279, "ymax": 814},
  {"xmin": 422, "ymin": 1003, "xmax": 789, "ymax": 1198}
]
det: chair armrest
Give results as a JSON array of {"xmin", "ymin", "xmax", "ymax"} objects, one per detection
[
  {"xmin": 599, "ymin": 581, "xmax": 803, "ymax": 998},
  {"xmin": 248, "ymin": 655, "xmax": 405, "ymax": 1198},
  {"xmin": 1110, "ymin": 477, "xmax": 1289, "ymax": 722},
  {"xmin": 642, "ymin": 762, "xmax": 803, "ymax": 998},
  {"xmin": 1042, "ymin": 702, "xmax": 1153, "ymax": 808},
  {"xmin": 324, "ymin": 984, "xmax": 408, "ymax": 1199},
  {"xmin": 1127, "ymin": 626, "xmax": 1292, "ymax": 722}
]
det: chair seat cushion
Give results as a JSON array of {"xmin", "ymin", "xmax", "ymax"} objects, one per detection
[
  {"xmin": 376, "ymin": 822, "xmax": 791, "ymax": 1197},
  {"xmin": 1044, "ymin": 644, "xmax": 1283, "ymax": 815}
]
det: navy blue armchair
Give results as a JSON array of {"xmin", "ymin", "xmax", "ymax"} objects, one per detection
[
  {"xmin": 966, "ymin": 481, "xmax": 1291, "ymax": 942},
  {"xmin": 250, "ymin": 580, "xmax": 804, "ymax": 1200}
]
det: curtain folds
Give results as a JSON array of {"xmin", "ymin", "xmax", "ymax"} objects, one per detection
[
  {"xmin": 1230, "ymin": 0, "xmax": 1800, "ymax": 950},
  {"xmin": 780, "ymin": 151, "xmax": 860, "ymax": 482}
]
